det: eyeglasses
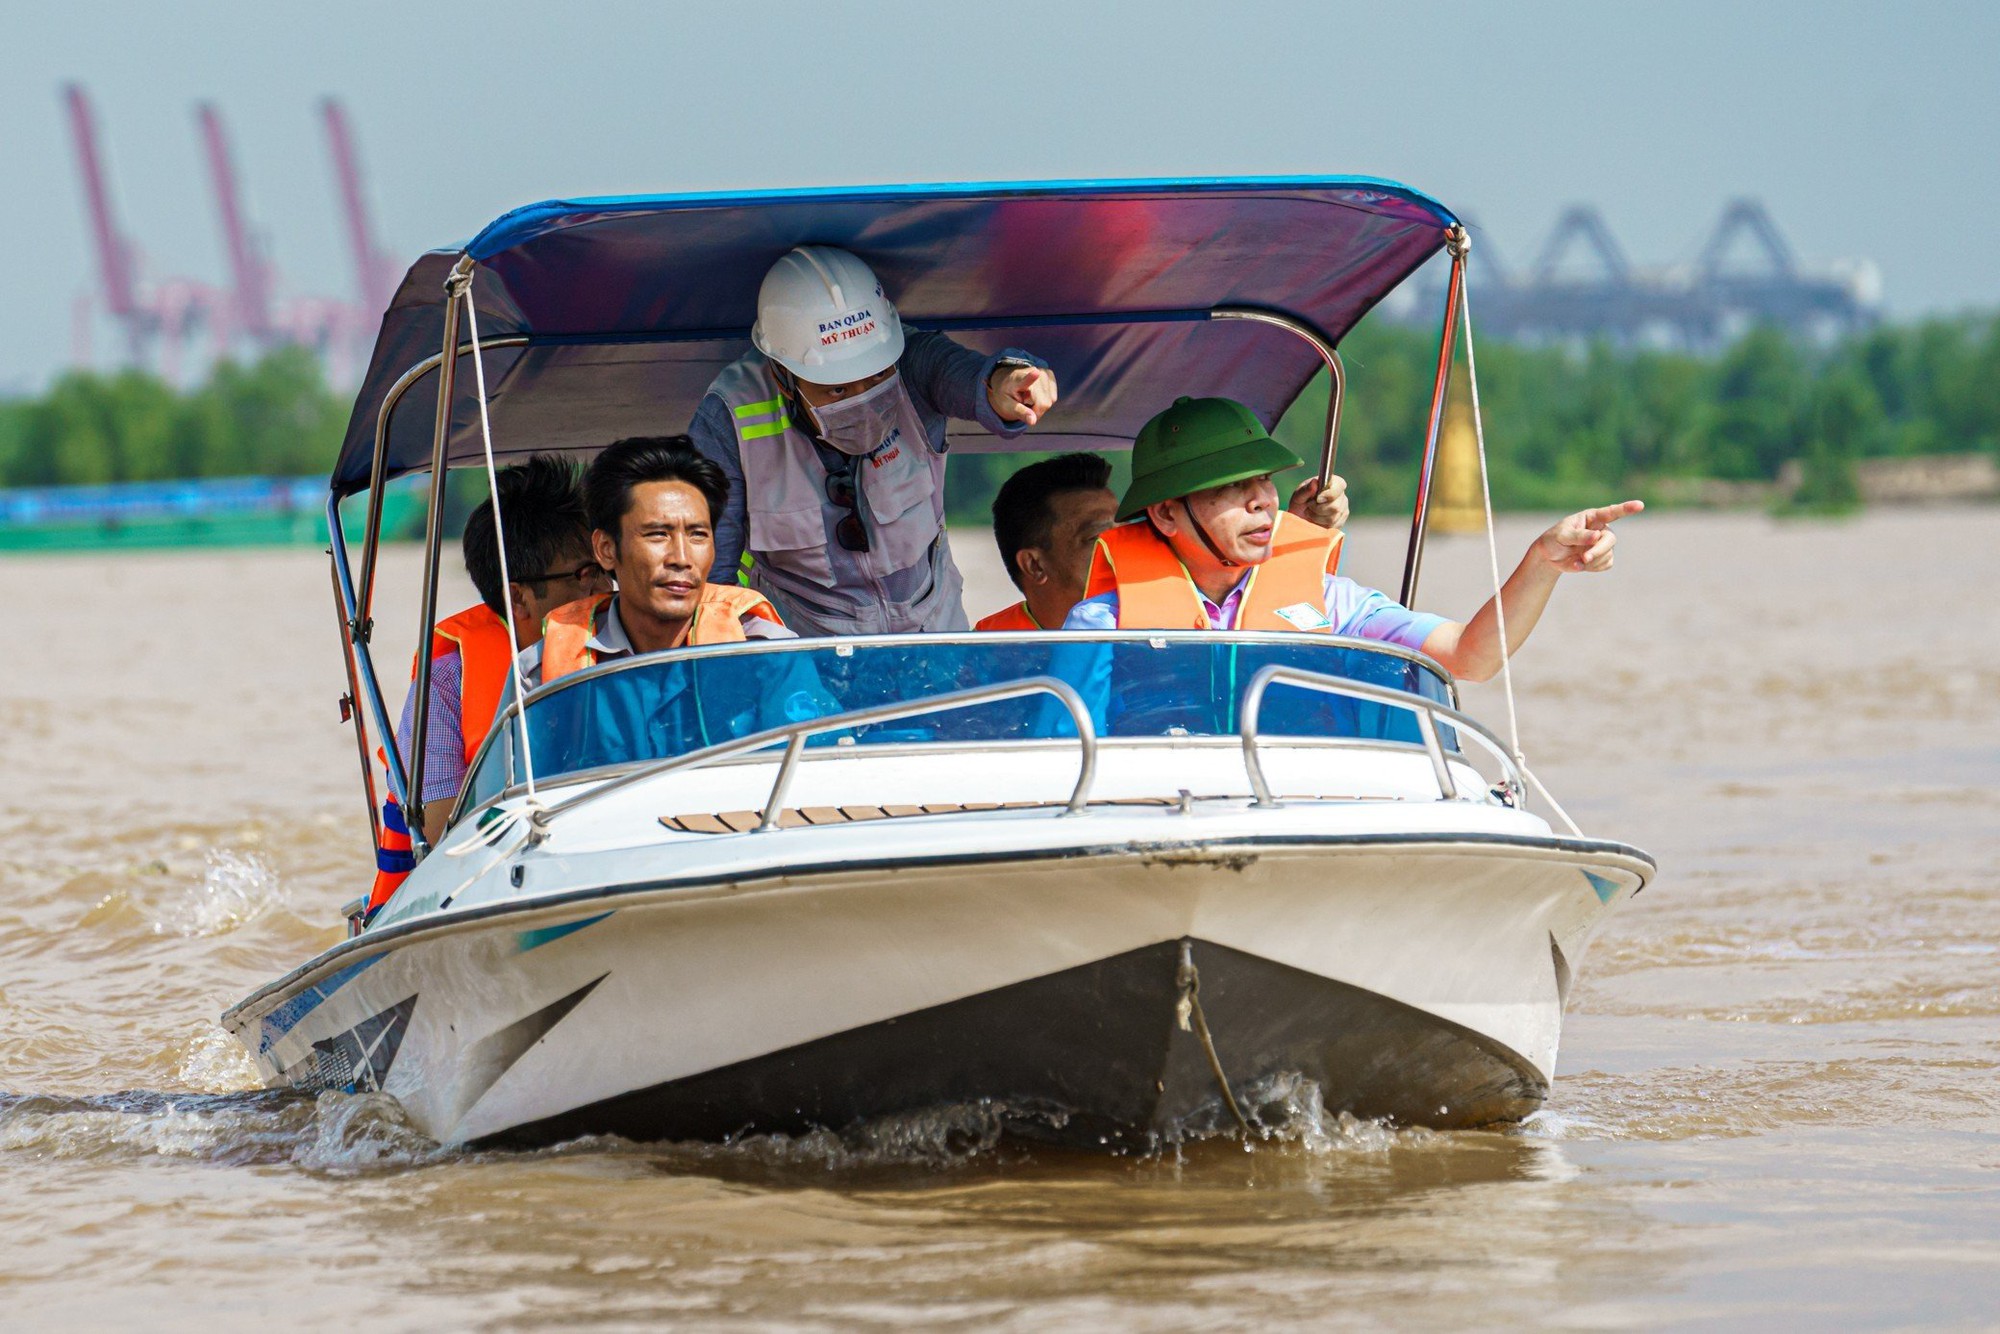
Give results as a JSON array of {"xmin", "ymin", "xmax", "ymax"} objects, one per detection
[
  {"xmin": 824, "ymin": 464, "xmax": 870, "ymax": 552},
  {"xmin": 522, "ymin": 559, "xmax": 610, "ymax": 587}
]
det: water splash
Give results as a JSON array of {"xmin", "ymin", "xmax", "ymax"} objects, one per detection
[
  {"xmin": 618, "ymin": 1079, "xmax": 1453, "ymax": 1178},
  {"xmin": 174, "ymin": 1024, "xmax": 261, "ymax": 1094},
  {"xmin": 641, "ymin": 1099, "xmax": 1036, "ymax": 1175},
  {"xmin": 290, "ymin": 1091, "xmax": 452, "ymax": 1175},
  {"xmin": 0, "ymin": 1088, "xmax": 449, "ymax": 1175},
  {"xmin": 0, "ymin": 1069, "xmax": 1546, "ymax": 1192},
  {"xmin": 1225, "ymin": 1071, "xmax": 1446, "ymax": 1154},
  {"xmin": 0, "ymin": 1089, "xmax": 309, "ymax": 1164},
  {"xmin": 148, "ymin": 848, "xmax": 291, "ymax": 938}
]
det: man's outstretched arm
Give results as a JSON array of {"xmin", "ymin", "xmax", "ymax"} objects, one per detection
[{"xmin": 1420, "ymin": 500, "xmax": 1644, "ymax": 683}]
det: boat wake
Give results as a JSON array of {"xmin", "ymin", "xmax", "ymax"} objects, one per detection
[
  {"xmin": 0, "ymin": 1087, "xmax": 448, "ymax": 1175},
  {"xmin": 0, "ymin": 1071, "xmax": 1450, "ymax": 1180}
]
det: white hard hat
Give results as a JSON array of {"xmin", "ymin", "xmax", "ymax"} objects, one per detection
[{"xmin": 750, "ymin": 245, "xmax": 906, "ymax": 385}]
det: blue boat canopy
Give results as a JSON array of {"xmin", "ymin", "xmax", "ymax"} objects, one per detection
[{"xmin": 331, "ymin": 176, "xmax": 1457, "ymax": 498}]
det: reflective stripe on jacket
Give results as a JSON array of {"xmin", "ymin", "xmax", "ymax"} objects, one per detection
[{"xmin": 705, "ymin": 350, "xmax": 968, "ymax": 636}]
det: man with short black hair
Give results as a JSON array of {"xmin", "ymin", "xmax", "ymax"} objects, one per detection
[
  {"xmin": 457, "ymin": 459, "xmax": 600, "ymax": 630},
  {"xmin": 518, "ymin": 436, "xmax": 792, "ymax": 688},
  {"xmin": 396, "ymin": 455, "xmax": 601, "ymax": 828},
  {"xmin": 978, "ymin": 453, "xmax": 1119, "ymax": 631}
]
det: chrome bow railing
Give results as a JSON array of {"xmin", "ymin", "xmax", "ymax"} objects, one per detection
[
  {"xmin": 1238, "ymin": 664, "xmax": 1522, "ymax": 807},
  {"xmin": 519, "ymin": 675, "xmax": 1098, "ymax": 844}
]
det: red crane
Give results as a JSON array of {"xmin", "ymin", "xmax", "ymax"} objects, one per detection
[
  {"xmin": 196, "ymin": 102, "xmax": 274, "ymax": 343},
  {"xmin": 320, "ymin": 99, "xmax": 400, "ymax": 314},
  {"xmin": 63, "ymin": 83, "xmax": 147, "ymax": 355},
  {"xmin": 63, "ymin": 83, "xmax": 226, "ymax": 378},
  {"xmin": 63, "ymin": 85, "xmax": 396, "ymax": 384}
]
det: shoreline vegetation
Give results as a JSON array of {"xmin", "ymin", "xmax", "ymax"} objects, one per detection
[
  {"xmin": 2, "ymin": 317, "xmax": 1996, "ymax": 550},
  {"xmin": 953, "ymin": 313, "xmax": 2000, "ymax": 520}
]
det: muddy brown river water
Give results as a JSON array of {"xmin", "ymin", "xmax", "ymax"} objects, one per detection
[{"xmin": 2, "ymin": 508, "xmax": 1996, "ymax": 1328}]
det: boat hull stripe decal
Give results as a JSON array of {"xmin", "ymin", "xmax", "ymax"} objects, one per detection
[
  {"xmin": 516, "ymin": 912, "xmax": 613, "ymax": 954},
  {"xmin": 258, "ymin": 953, "xmax": 387, "ymax": 1054}
]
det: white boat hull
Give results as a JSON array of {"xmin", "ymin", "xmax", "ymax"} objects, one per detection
[{"xmin": 227, "ymin": 804, "xmax": 1651, "ymax": 1148}]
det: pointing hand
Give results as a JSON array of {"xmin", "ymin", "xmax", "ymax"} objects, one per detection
[
  {"xmin": 1535, "ymin": 499, "xmax": 1645, "ymax": 573},
  {"xmin": 989, "ymin": 365, "xmax": 1059, "ymax": 427}
]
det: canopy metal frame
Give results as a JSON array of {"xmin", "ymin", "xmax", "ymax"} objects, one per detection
[
  {"xmin": 1402, "ymin": 226, "xmax": 1470, "ymax": 608},
  {"xmin": 326, "ymin": 236, "xmax": 1467, "ymax": 860}
]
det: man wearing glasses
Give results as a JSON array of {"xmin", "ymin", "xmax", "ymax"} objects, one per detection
[
  {"xmin": 689, "ymin": 245, "xmax": 1059, "ymax": 637},
  {"xmin": 390, "ymin": 455, "xmax": 608, "ymax": 846},
  {"xmin": 367, "ymin": 455, "xmax": 605, "ymax": 914}
]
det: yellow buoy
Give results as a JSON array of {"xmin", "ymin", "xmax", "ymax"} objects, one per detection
[{"xmin": 1427, "ymin": 360, "xmax": 1485, "ymax": 534}]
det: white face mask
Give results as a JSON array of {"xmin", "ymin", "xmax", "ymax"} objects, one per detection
[{"xmin": 806, "ymin": 372, "xmax": 911, "ymax": 457}]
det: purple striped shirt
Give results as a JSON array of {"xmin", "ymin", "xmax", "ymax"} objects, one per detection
[{"xmin": 395, "ymin": 650, "xmax": 468, "ymax": 805}]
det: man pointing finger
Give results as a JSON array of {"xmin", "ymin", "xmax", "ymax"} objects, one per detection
[
  {"xmin": 1538, "ymin": 500, "xmax": 1644, "ymax": 573},
  {"xmin": 1412, "ymin": 499, "xmax": 1645, "ymax": 680},
  {"xmin": 687, "ymin": 245, "xmax": 1060, "ymax": 637},
  {"xmin": 992, "ymin": 365, "xmax": 1058, "ymax": 427},
  {"xmin": 1066, "ymin": 395, "xmax": 1642, "ymax": 686}
]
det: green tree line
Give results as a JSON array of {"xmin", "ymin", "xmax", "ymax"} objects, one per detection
[
  {"xmin": 949, "ymin": 312, "xmax": 2000, "ymax": 520},
  {"xmin": 5, "ymin": 318, "xmax": 1996, "ymax": 518},
  {"xmin": 0, "ymin": 347, "xmax": 347, "ymax": 488}
]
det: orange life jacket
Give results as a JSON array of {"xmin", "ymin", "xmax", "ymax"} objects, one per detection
[
  {"xmin": 1083, "ymin": 511, "xmax": 1343, "ymax": 631},
  {"xmin": 975, "ymin": 600, "xmax": 1043, "ymax": 632},
  {"xmin": 428, "ymin": 603, "xmax": 515, "ymax": 764},
  {"xmin": 365, "ymin": 602, "xmax": 515, "ymax": 919},
  {"xmin": 539, "ymin": 586, "xmax": 784, "ymax": 683},
  {"xmin": 366, "ymin": 797, "xmax": 414, "ymax": 918}
]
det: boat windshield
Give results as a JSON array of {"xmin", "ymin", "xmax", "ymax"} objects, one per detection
[{"xmin": 463, "ymin": 633, "xmax": 1454, "ymax": 811}]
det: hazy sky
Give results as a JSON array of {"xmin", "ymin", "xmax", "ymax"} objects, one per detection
[{"xmin": 3, "ymin": 0, "xmax": 1994, "ymax": 392}]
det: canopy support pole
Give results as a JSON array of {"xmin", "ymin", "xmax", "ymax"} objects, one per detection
[
  {"xmin": 355, "ymin": 348, "xmax": 532, "ymax": 650},
  {"xmin": 406, "ymin": 254, "xmax": 474, "ymax": 859},
  {"xmin": 1399, "ymin": 226, "xmax": 1467, "ymax": 608},
  {"xmin": 328, "ymin": 491, "xmax": 408, "ymax": 812},
  {"xmin": 352, "ymin": 424, "xmax": 391, "ymax": 644},
  {"xmin": 1210, "ymin": 306, "xmax": 1345, "ymax": 487},
  {"xmin": 329, "ymin": 547, "xmax": 384, "ymax": 848}
]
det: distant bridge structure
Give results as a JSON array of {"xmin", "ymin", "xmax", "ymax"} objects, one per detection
[{"xmin": 1397, "ymin": 200, "xmax": 1881, "ymax": 352}]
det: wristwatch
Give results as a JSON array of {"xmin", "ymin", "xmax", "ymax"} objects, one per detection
[{"xmin": 987, "ymin": 356, "xmax": 1035, "ymax": 387}]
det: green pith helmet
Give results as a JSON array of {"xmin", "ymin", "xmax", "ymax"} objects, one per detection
[{"xmin": 1117, "ymin": 396, "xmax": 1303, "ymax": 522}]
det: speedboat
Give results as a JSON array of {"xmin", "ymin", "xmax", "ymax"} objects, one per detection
[{"xmin": 223, "ymin": 177, "xmax": 1655, "ymax": 1149}]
